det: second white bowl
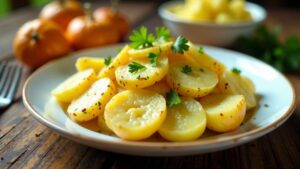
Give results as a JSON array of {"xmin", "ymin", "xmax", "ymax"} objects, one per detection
[{"xmin": 159, "ymin": 1, "xmax": 267, "ymax": 46}]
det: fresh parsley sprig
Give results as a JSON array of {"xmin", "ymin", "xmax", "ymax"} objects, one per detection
[
  {"xmin": 181, "ymin": 65, "xmax": 192, "ymax": 74},
  {"xmin": 129, "ymin": 26, "xmax": 154, "ymax": 49},
  {"xmin": 166, "ymin": 90, "xmax": 181, "ymax": 107},
  {"xmin": 155, "ymin": 27, "xmax": 171, "ymax": 43},
  {"xmin": 104, "ymin": 56, "xmax": 112, "ymax": 66},
  {"xmin": 231, "ymin": 67, "xmax": 241, "ymax": 75},
  {"xmin": 128, "ymin": 62, "xmax": 146, "ymax": 73},
  {"xmin": 235, "ymin": 25, "xmax": 300, "ymax": 73},
  {"xmin": 172, "ymin": 35, "xmax": 189, "ymax": 54},
  {"xmin": 148, "ymin": 52, "xmax": 159, "ymax": 67}
]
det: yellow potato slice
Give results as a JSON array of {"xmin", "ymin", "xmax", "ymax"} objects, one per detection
[
  {"xmin": 145, "ymin": 80, "xmax": 171, "ymax": 96},
  {"xmin": 215, "ymin": 71, "xmax": 257, "ymax": 110},
  {"xmin": 52, "ymin": 69, "xmax": 96, "ymax": 103},
  {"xmin": 98, "ymin": 114, "xmax": 114, "ymax": 135},
  {"xmin": 128, "ymin": 42, "xmax": 173, "ymax": 59},
  {"xmin": 104, "ymin": 90, "xmax": 167, "ymax": 140},
  {"xmin": 159, "ymin": 98, "xmax": 207, "ymax": 142},
  {"xmin": 115, "ymin": 56, "xmax": 169, "ymax": 89},
  {"xmin": 200, "ymin": 94, "xmax": 246, "ymax": 132},
  {"xmin": 67, "ymin": 78, "xmax": 117, "ymax": 122},
  {"xmin": 166, "ymin": 60, "xmax": 218, "ymax": 98},
  {"xmin": 75, "ymin": 57, "xmax": 105, "ymax": 73},
  {"xmin": 185, "ymin": 43, "xmax": 226, "ymax": 78},
  {"xmin": 98, "ymin": 45, "xmax": 130, "ymax": 80}
]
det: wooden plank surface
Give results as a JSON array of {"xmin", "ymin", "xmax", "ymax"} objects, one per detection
[{"xmin": 1, "ymin": 2, "xmax": 300, "ymax": 169}]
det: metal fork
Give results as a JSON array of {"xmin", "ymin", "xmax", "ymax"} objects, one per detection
[{"xmin": 0, "ymin": 62, "xmax": 22, "ymax": 109}]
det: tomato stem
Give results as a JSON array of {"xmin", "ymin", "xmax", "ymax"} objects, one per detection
[
  {"xmin": 83, "ymin": 2, "xmax": 95, "ymax": 21},
  {"xmin": 31, "ymin": 32, "xmax": 39, "ymax": 42}
]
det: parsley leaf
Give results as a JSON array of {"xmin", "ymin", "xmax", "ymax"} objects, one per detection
[
  {"xmin": 235, "ymin": 25, "xmax": 300, "ymax": 73},
  {"xmin": 166, "ymin": 90, "xmax": 181, "ymax": 107},
  {"xmin": 231, "ymin": 67, "xmax": 241, "ymax": 75},
  {"xmin": 171, "ymin": 35, "xmax": 189, "ymax": 54},
  {"xmin": 148, "ymin": 52, "xmax": 159, "ymax": 67},
  {"xmin": 181, "ymin": 65, "xmax": 192, "ymax": 74},
  {"xmin": 198, "ymin": 46, "xmax": 204, "ymax": 54},
  {"xmin": 155, "ymin": 27, "xmax": 171, "ymax": 43},
  {"xmin": 129, "ymin": 26, "xmax": 154, "ymax": 49},
  {"xmin": 104, "ymin": 56, "xmax": 112, "ymax": 66},
  {"xmin": 128, "ymin": 62, "xmax": 146, "ymax": 73}
]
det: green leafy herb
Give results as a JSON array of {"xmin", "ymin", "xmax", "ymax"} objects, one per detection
[
  {"xmin": 148, "ymin": 52, "xmax": 159, "ymax": 67},
  {"xmin": 166, "ymin": 90, "xmax": 181, "ymax": 107},
  {"xmin": 171, "ymin": 35, "xmax": 189, "ymax": 54},
  {"xmin": 104, "ymin": 56, "xmax": 112, "ymax": 66},
  {"xmin": 155, "ymin": 27, "xmax": 171, "ymax": 43},
  {"xmin": 235, "ymin": 25, "xmax": 300, "ymax": 73},
  {"xmin": 129, "ymin": 26, "xmax": 154, "ymax": 49},
  {"xmin": 231, "ymin": 67, "xmax": 241, "ymax": 75},
  {"xmin": 198, "ymin": 46, "xmax": 204, "ymax": 54},
  {"xmin": 181, "ymin": 65, "xmax": 192, "ymax": 74},
  {"xmin": 128, "ymin": 62, "xmax": 146, "ymax": 73}
]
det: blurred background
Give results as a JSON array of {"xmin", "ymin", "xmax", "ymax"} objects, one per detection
[{"xmin": 1, "ymin": 0, "xmax": 299, "ymax": 20}]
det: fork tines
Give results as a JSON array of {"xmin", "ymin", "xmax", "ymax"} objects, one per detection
[{"xmin": 0, "ymin": 62, "xmax": 22, "ymax": 102}]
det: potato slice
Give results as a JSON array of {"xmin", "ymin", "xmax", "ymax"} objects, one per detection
[
  {"xmin": 75, "ymin": 57, "xmax": 105, "ymax": 73},
  {"xmin": 200, "ymin": 94, "xmax": 246, "ymax": 132},
  {"xmin": 159, "ymin": 98, "xmax": 206, "ymax": 142},
  {"xmin": 115, "ymin": 56, "xmax": 169, "ymax": 89},
  {"xmin": 145, "ymin": 80, "xmax": 170, "ymax": 96},
  {"xmin": 215, "ymin": 71, "xmax": 257, "ymax": 110},
  {"xmin": 104, "ymin": 90, "xmax": 167, "ymax": 140},
  {"xmin": 67, "ymin": 78, "xmax": 117, "ymax": 122},
  {"xmin": 98, "ymin": 114, "xmax": 114, "ymax": 135},
  {"xmin": 166, "ymin": 61, "xmax": 218, "ymax": 98},
  {"xmin": 128, "ymin": 42, "xmax": 173, "ymax": 59},
  {"xmin": 52, "ymin": 69, "xmax": 96, "ymax": 102},
  {"xmin": 185, "ymin": 43, "xmax": 226, "ymax": 78},
  {"xmin": 98, "ymin": 45, "xmax": 130, "ymax": 80}
]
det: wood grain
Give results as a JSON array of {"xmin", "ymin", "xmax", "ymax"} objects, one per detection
[{"xmin": 1, "ymin": 2, "xmax": 300, "ymax": 169}]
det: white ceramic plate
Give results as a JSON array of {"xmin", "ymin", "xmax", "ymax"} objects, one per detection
[{"xmin": 23, "ymin": 44, "xmax": 296, "ymax": 156}]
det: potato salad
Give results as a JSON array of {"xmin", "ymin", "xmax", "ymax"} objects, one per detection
[
  {"xmin": 170, "ymin": 0, "xmax": 252, "ymax": 24},
  {"xmin": 52, "ymin": 26, "xmax": 257, "ymax": 141}
]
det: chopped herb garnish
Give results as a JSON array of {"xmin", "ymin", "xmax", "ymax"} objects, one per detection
[
  {"xmin": 129, "ymin": 26, "xmax": 154, "ymax": 49},
  {"xmin": 171, "ymin": 35, "xmax": 189, "ymax": 54},
  {"xmin": 200, "ymin": 68, "xmax": 205, "ymax": 72},
  {"xmin": 166, "ymin": 90, "xmax": 181, "ymax": 107},
  {"xmin": 128, "ymin": 62, "xmax": 146, "ymax": 73},
  {"xmin": 231, "ymin": 67, "xmax": 241, "ymax": 75},
  {"xmin": 198, "ymin": 46, "xmax": 204, "ymax": 53},
  {"xmin": 104, "ymin": 56, "xmax": 112, "ymax": 66},
  {"xmin": 155, "ymin": 27, "xmax": 171, "ymax": 43},
  {"xmin": 137, "ymin": 75, "xmax": 141, "ymax": 79},
  {"xmin": 181, "ymin": 65, "xmax": 192, "ymax": 74},
  {"xmin": 148, "ymin": 52, "xmax": 159, "ymax": 67}
]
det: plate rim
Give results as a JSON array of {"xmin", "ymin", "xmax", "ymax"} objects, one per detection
[{"xmin": 22, "ymin": 44, "xmax": 296, "ymax": 149}]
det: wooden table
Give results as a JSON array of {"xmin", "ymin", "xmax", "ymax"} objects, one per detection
[{"xmin": 1, "ymin": 1, "xmax": 300, "ymax": 169}]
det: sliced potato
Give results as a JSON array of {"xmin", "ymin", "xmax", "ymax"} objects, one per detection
[
  {"xmin": 75, "ymin": 57, "xmax": 105, "ymax": 73},
  {"xmin": 145, "ymin": 80, "xmax": 170, "ymax": 96},
  {"xmin": 98, "ymin": 114, "xmax": 114, "ymax": 135},
  {"xmin": 52, "ymin": 69, "xmax": 96, "ymax": 102},
  {"xmin": 98, "ymin": 45, "xmax": 130, "ymax": 80},
  {"xmin": 159, "ymin": 98, "xmax": 206, "ymax": 142},
  {"xmin": 67, "ymin": 78, "xmax": 117, "ymax": 122},
  {"xmin": 166, "ymin": 60, "xmax": 218, "ymax": 98},
  {"xmin": 185, "ymin": 43, "xmax": 227, "ymax": 78},
  {"xmin": 200, "ymin": 94, "xmax": 246, "ymax": 132},
  {"xmin": 104, "ymin": 90, "xmax": 167, "ymax": 140},
  {"xmin": 215, "ymin": 71, "xmax": 256, "ymax": 110},
  {"xmin": 128, "ymin": 42, "xmax": 173, "ymax": 59},
  {"xmin": 115, "ymin": 56, "xmax": 169, "ymax": 89}
]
